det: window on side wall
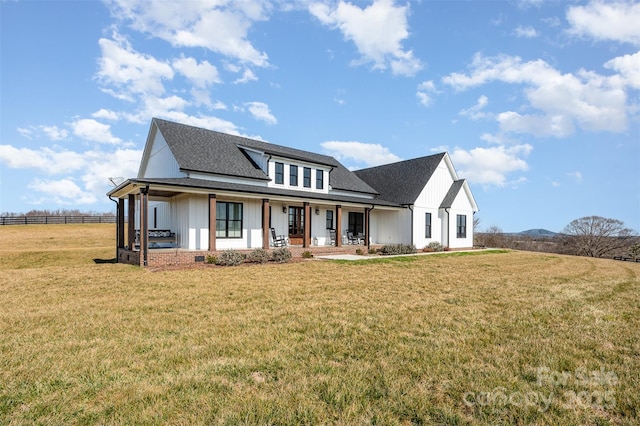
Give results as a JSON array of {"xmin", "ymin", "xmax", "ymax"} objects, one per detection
[
  {"xmin": 303, "ymin": 167, "xmax": 311, "ymax": 188},
  {"xmin": 275, "ymin": 162, "xmax": 284, "ymax": 185},
  {"xmin": 216, "ymin": 202, "xmax": 243, "ymax": 238},
  {"xmin": 456, "ymin": 214, "xmax": 466, "ymax": 238},
  {"xmin": 425, "ymin": 212, "xmax": 432, "ymax": 238}
]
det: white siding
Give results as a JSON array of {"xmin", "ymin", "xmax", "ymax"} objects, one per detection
[
  {"xmin": 171, "ymin": 194, "xmax": 209, "ymax": 250},
  {"xmin": 411, "ymin": 158, "xmax": 453, "ymax": 248},
  {"xmin": 447, "ymin": 190, "xmax": 475, "ymax": 249},
  {"xmin": 368, "ymin": 209, "xmax": 409, "ymax": 245},
  {"xmin": 148, "ymin": 201, "xmax": 171, "ymax": 229},
  {"xmin": 412, "ymin": 207, "xmax": 442, "ymax": 249},
  {"xmin": 309, "ymin": 206, "xmax": 334, "ymax": 246},
  {"xmin": 139, "ymin": 130, "xmax": 182, "ymax": 178}
]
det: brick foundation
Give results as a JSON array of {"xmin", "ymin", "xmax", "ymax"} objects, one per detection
[{"xmin": 117, "ymin": 244, "xmax": 379, "ymax": 268}]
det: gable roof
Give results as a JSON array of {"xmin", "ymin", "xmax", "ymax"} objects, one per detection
[
  {"xmin": 440, "ymin": 179, "xmax": 465, "ymax": 208},
  {"xmin": 152, "ymin": 118, "xmax": 378, "ymax": 195},
  {"xmin": 353, "ymin": 153, "xmax": 446, "ymax": 205},
  {"xmin": 440, "ymin": 179, "xmax": 479, "ymax": 212}
]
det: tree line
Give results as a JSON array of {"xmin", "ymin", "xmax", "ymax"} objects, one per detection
[
  {"xmin": 1, "ymin": 209, "xmax": 115, "ymax": 217},
  {"xmin": 476, "ymin": 216, "xmax": 639, "ymax": 260}
]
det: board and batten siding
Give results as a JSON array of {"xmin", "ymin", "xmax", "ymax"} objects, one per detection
[
  {"xmin": 172, "ymin": 194, "xmax": 209, "ymax": 250},
  {"xmin": 368, "ymin": 209, "xmax": 410, "ymax": 245},
  {"xmin": 172, "ymin": 195, "xmax": 265, "ymax": 250},
  {"xmin": 411, "ymin": 158, "xmax": 454, "ymax": 248},
  {"xmin": 139, "ymin": 130, "xmax": 182, "ymax": 178},
  {"xmin": 446, "ymin": 189, "xmax": 475, "ymax": 249}
]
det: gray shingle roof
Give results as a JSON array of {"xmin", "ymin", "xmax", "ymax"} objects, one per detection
[
  {"xmin": 153, "ymin": 118, "xmax": 378, "ymax": 195},
  {"xmin": 154, "ymin": 118, "xmax": 270, "ymax": 181},
  {"xmin": 353, "ymin": 153, "xmax": 446, "ymax": 205},
  {"xmin": 440, "ymin": 179, "xmax": 465, "ymax": 208}
]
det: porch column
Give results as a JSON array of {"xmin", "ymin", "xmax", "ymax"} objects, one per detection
[
  {"xmin": 140, "ymin": 187, "xmax": 149, "ymax": 266},
  {"xmin": 127, "ymin": 194, "xmax": 135, "ymax": 249},
  {"xmin": 335, "ymin": 205, "xmax": 342, "ymax": 247},
  {"xmin": 208, "ymin": 194, "xmax": 216, "ymax": 251},
  {"xmin": 364, "ymin": 207, "xmax": 370, "ymax": 250},
  {"xmin": 262, "ymin": 199, "xmax": 270, "ymax": 250},
  {"xmin": 303, "ymin": 202, "xmax": 311, "ymax": 248},
  {"xmin": 117, "ymin": 198, "xmax": 125, "ymax": 248}
]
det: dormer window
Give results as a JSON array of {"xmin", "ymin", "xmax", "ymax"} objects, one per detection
[
  {"xmin": 275, "ymin": 162, "xmax": 284, "ymax": 184},
  {"xmin": 290, "ymin": 165, "xmax": 298, "ymax": 186},
  {"xmin": 303, "ymin": 167, "xmax": 311, "ymax": 188},
  {"xmin": 316, "ymin": 170, "xmax": 324, "ymax": 189}
]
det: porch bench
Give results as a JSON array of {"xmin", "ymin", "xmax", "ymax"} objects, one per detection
[{"xmin": 135, "ymin": 229, "xmax": 177, "ymax": 249}]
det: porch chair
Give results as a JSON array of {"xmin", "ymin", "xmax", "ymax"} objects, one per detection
[
  {"xmin": 329, "ymin": 229, "xmax": 337, "ymax": 246},
  {"xmin": 346, "ymin": 231, "xmax": 359, "ymax": 245},
  {"xmin": 271, "ymin": 228, "xmax": 287, "ymax": 247}
]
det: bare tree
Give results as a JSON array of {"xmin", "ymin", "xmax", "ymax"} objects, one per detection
[
  {"xmin": 562, "ymin": 216, "xmax": 634, "ymax": 258},
  {"xmin": 477, "ymin": 225, "xmax": 505, "ymax": 248}
]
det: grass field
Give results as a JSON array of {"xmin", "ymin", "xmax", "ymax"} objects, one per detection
[{"xmin": 1, "ymin": 224, "xmax": 638, "ymax": 425}]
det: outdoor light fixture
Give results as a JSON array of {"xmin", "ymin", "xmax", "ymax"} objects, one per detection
[
  {"xmin": 282, "ymin": 206, "xmax": 287, "ymax": 213},
  {"xmin": 315, "ymin": 208, "xmax": 320, "ymax": 215}
]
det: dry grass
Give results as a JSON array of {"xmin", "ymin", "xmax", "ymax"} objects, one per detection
[{"xmin": 0, "ymin": 224, "xmax": 638, "ymax": 425}]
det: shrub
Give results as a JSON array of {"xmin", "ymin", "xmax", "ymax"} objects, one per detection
[
  {"xmin": 247, "ymin": 248, "xmax": 270, "ymax": 264},
  {"xmin": 216, "ymin": 250, "xmax": 246, "ymax": 266},
  {"xmin": 301, "ymin": 251, "xmax": 313, "ymax": 259},
  {"xmin": 205, "ymin": 254, "xmax": 217, "ymax": 264},
  {"xmin": 380, "ymin": 244, "xmax": 417, "ymax": 255},
  {"xmin": 368, "ymin": 248, "xmax": 377, "ymax": 255},
  {"xmin": 271, "ymin": 247, "xmax": 292, "ymax": 263},
  {"xmin": 425, "ymin": 241, "xmax": 444, "ymax": 252},
  {"xmin": 355, "ymin": 248, "xmax": 364, "ymax": 255}
]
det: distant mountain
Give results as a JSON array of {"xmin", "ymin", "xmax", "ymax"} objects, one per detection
[{"xmin": 518, "ymin": 229, "xmax": 559, "ymax": 237}]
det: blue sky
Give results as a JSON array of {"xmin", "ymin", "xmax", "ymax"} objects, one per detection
[{"xmin": 1, "ymin": 0, "xmax": 638, "ymax": 233}]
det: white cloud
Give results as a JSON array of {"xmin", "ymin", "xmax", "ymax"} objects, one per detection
[
  {"xmin": 442, "ymin": 53, "xmax": 632, "ymax": 136},
  {"xmin": 244, "ymin": 102, "xmax": 277, "ymax": 125},
  {"xmin": 105, "ymin": 0, "xmax": 270, "ymax": 66},
  {"xmin": 567, "ymin": 1, "xmax": 640, "ymax": 45},
  {"xmin": 234, "ymin": 68, "xmax": 258, "ymax": 84},
  {"xmin": 27, "ymin": 178, "xmax": 98, "ymax": 205},
  {"xmin": 320, "ymin": 140, "xmax": 401, "ymax": 167},
  {"xmin": 97, "ymin": 33, "xmax": 174, "ymax": 99},
  {"xmin": 309, "ymin": 0, "xmax": 422, "ymax": 76},
  {"xmin": 71, "ymin": 118, "xmax": 123, "ymax": 145},
  {"xmin": 0, "ymin": 145, "xmax": 86, "ymax": 173},
  {"xmin": 16, "ymin": 125, "xmax": 68, "ymax": 141},
  {"xmin": 604, "ymin": 51, "xmax": 640, "ymax": 89},
  {"xmin": 460, "ymin": 95, "xmax": 490, "ymax": 120},
  {"xmin": 40, "ymin": 125, "xmax": 69, "ymax": 141},
  {"xmin": 172, "ymin": 56, "xmax": 221, "ymax": 87},
  {"xmin": 450, "ymin": 144, "xmax": 532, "ymax": 187},
  {"xmin": 92, "ymin": 109, "xmax": 120, "ymax": 120},
  {"xmin": 416, "ymin": 80, "xmax": 437, "ymax": 106},
  {"xmin": 1, "ymin": 144, "xmax": 142, "ymax": 206},
  {"xmin": 496, "ymin": 111, "xmax": 575, "ymax": 137},
  {"xmin": 513, "ymin": 25, "xmax": 538, "ymax": 38}
]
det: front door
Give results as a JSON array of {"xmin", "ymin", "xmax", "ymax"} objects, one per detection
[{"xmin": 288, "ymin": 206, "xmax": 304, "ymax": 245}]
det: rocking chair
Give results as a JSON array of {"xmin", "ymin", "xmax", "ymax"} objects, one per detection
[{"xmin": 271, "ymin": 228, "xmax": 287, "ymax": 247}]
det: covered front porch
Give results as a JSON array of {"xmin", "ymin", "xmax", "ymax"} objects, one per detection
[{"xmin": 109, "ymin": 179, "xmax": 395, "ymax": 267}]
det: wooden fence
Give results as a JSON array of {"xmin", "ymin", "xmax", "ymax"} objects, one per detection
[{"xmin": 0, "ymin": 216, "xmax": 118, "ymax": 225}]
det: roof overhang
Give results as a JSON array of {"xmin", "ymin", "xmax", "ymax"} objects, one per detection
[{"xmin": 107, "ymin": 177, "xmax": 402, "ymax": 209}]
